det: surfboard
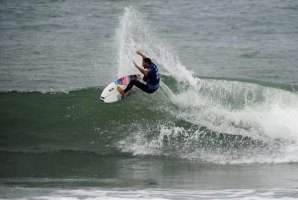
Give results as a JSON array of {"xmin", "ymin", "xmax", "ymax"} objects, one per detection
[{"xmin": 100, "ymin": 74, "xmax": 141, "ymax": 103}]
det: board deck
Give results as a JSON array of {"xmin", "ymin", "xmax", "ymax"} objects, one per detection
[{"xmin": 100, "ymin": 74, "xmax": 141, "ymax": 103}]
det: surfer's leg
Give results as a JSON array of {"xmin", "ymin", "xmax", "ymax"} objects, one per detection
[{"xmin": 124, "ymin": 80, "xmax": 153, "ymax": 93}]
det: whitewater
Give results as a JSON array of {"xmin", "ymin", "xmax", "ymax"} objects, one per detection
[{"xmin": 115, "ymin": 7, "xmax": 298, "ymax": 164}]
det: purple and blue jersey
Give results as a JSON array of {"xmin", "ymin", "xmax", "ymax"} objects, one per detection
[{"xmin": 143, "ymin": 63, "xmax": 160, "ymax": 90}]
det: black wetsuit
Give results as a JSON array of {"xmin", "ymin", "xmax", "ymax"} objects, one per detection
[{"xmin": 124, "ymin": 63, "xmax": 160, "ymax": 94}]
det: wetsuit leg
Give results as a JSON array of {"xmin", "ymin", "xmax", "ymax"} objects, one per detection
[{"xmin": 124, "ymin": 80, "xmax": 155, "ymax": 94}]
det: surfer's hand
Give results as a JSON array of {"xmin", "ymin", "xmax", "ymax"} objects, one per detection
[
  {"xmin": 136, "ymin": 50, "xmax": 146, "ymax": 59},
  {"xmin": 135, "ymin": 50, "xmax": 142, "ymax": 55}
]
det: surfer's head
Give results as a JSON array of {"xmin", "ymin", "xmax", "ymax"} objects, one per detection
[{"xmin": 142, "ymin": 58, "xmax": 152, "ymax": 68}]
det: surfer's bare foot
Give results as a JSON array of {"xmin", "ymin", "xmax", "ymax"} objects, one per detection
[{"xmin": 117, "ymin": 86, "xmax": 125, "ymax": 95}]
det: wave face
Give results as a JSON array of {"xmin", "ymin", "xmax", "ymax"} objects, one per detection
[
  {"xmin": 1, "ymin": 7, "xmax": 298, "ymax": 165},
  {"xmin": 1, "ymin": 77, "xmax": 298, "ymax": 164}
]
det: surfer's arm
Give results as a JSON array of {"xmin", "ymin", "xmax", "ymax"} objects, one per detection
[
  {"xmin": 136, "ymin": 50, "xmax": 147, "ymax": 59},
  {"xmin": 133, "ymin": 60, "xmax": 148, "ymax": 76}
]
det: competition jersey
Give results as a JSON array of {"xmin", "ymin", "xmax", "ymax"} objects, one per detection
[{"xmin": 143, "ymin": 63, "xmax": 160, "ymax": 90}]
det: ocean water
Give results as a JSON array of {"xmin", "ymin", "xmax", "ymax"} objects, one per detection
[{"xmin": 1, "ymin": 0, "xmax": 298, "ymax": 199}]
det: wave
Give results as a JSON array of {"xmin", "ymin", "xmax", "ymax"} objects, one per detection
[
  {"xmin": 118, "ymin": 77, "xmax": 298, "ymax": 164},
  {"xmin": 1, "ymin": 7, "xmax": 298, "ymax": 164},
  {"xmin": 1, "ymin": 76, "xmax": 298, "ymax": 164},
  {"xmin": 113, "ymin": 7, "xmax": 298, "ymax": 164}
]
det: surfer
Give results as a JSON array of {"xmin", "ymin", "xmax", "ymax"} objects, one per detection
[{"xmin": 117, "ymin": 50, "xmax": 160, "ymax": 95}]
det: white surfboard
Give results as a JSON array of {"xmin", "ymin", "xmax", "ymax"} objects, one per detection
[{"xmin": 100, "ymin": 74, "xmax": 141, "ymax": 103}]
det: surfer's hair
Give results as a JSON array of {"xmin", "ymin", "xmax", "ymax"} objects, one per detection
[{"xmin": 143, "ymin": 57, "xmax": 152, "ymax": 64}]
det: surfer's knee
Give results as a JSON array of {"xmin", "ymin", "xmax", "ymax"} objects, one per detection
[{"xmin": 130, "ymin": 79, "xmax": 138, "ymax": 85}]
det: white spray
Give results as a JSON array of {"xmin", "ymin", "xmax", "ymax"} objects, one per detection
[
  {"xmin": 116, "ymin": 7, "xmax": 199, "ymax": 86},
  {"xmin": 116, "ymin": 7, "xmax": 298, "ymax": 164}
]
